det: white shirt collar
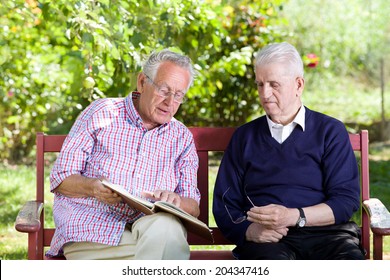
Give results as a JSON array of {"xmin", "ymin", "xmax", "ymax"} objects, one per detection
[
  {"xmin": 266, "ymin": 105, "xmax": 305, "ymax": 143},
  {"xmin": 266, "ymin": 104, "xmax": 306, "ymax": 131},
  {"xmin": 294, "ymin": 104, "xmax": 306, "ymax": 131}
]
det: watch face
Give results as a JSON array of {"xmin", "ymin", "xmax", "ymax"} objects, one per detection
[{"xmin": 298, "ymin": 219, "xmax": 306, "ymax": 227}]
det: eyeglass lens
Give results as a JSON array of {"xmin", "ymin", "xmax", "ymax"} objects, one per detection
[{"xmin": 222, "ymin": 185, "xmax": 255, "ymax": 224}]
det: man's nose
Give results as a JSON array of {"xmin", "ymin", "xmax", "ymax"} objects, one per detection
[
  {"xmin": 258, "ymin": 85, "xmax": 272, "ymax": 99},
  {"xmin": 164, "ymin": 93, "xmax": 175, "ymax": 105}
]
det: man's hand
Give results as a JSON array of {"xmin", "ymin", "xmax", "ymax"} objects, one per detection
[
  {"xmin": 247, "ymin": 204, "xmax": 297, "ymax": 229},
  {"xmin": 245, "ymin": 204, "xmax": 295, "ymax": 243},
  {"xmin": 142, "ymin": 190, "xmax": 200, "ymax": 217},
  {"xmin": 142, "ymin": 190, "xmax": 181, "ymax": 207},
  {"xmin": 245, "ymin": 223, "xmax": 288, "ymax": 243},
  {"xmin": 94, "ymin": 180, "xmax": 122, "ymax": 205}
]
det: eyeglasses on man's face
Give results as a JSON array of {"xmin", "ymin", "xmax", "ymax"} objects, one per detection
[{"xmin": 144, "ymin": 73, "xmax": 187, "ymax": 104}]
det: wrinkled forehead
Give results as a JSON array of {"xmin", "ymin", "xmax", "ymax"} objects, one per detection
[
  {"xmin": 255, "ymin": 63, "xmax": 295, "ymax": 80},
  {"xmin": 154, "ymin": 62, "xmax": 191, "ymax": 90}
]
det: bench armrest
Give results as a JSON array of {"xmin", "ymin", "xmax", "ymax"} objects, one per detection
[
  {"xmin": 363, "ymin": 198, "xmax": 390, "ymax": 236},
  {"xmin": 15, "ymin": 201, "xmax": 44, "ymax": 233}
]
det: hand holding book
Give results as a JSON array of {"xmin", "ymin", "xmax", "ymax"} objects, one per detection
[
  {"xmin": 101, "ymin": 179, "xmax": 213, "ymax": 242},
  {"xmin": 141, "ymin": 190, "xmax": 181, "ymax": 208}
]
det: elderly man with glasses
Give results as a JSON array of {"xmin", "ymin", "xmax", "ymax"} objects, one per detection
[{"xmin": 46, "ymin": 49, "xmax": 200, "ymax": 260}]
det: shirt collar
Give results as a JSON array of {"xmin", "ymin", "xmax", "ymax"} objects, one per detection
[
  {"xmin": 294, "ymin": 104, "xmax": 306, "ymax": 131},
  {"xmin": 266, "ymin": 104, "xmax": 306, "ymax": 131},
  {"xmin": 125, "ymin": 92, "xmax": 143, "ymax": 127}
]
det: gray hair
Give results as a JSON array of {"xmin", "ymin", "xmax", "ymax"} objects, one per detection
[
  {"xmin": 143, "ymin": 49, "xmax": 196, "ymax": 89},
  {"xmin": 254, "ymin": 42, "xmax": 304, "ymax": 78}
]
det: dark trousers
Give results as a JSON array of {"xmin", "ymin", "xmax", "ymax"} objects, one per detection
[{"xmin": 234, "ymin": 222, "xmax": 366, "ymax": 260}]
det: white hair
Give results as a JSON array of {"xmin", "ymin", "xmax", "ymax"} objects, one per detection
[
  {"xmin": 254, "ymin": 42, "xmax": 304, "ymax": 78},
  {"xmin": 143, "ymin": 49, "xmax": 196, "ymax": 88}
]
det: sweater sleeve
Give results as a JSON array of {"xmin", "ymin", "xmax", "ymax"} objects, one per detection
[
  {"xmin": 212, "ymin": 128, "xmax": 251, "ymax": 246},
  {"xmin": 321, "ymin": 121, "xmax": 361, "ymax": 223}
]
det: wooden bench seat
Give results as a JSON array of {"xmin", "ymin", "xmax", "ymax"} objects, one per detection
[{"xmin": 15, "ymin": 128, "xmax": 390, "ymax": 259}]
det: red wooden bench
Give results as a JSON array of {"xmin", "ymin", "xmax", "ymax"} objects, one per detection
[{"xmin": 15, "ymin": 129, "xmax": 390, "ymax": 259}]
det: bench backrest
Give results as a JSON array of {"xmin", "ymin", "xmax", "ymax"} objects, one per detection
[{"xmin": 33, "ymin": 128, "xmax": 370, "ymax": 259}]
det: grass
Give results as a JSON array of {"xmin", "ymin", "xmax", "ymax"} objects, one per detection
[
  {"xmin": 0, "ymin": 165, "xmax": 36, "ymax": 259},
  {"xmin": 367, "ymin": 142, "xmax": 390, "ymax": 258},
  {"xmin": 0, "ymin": 164, "xmax": 54, "ymax": 259}
]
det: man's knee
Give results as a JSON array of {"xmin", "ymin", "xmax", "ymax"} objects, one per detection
[
  {"xmin": 132, "ymin": 212, "xmax": 189, "ymax": 259},
  {"xmin": 150, "ymin": 212, "xmax": 186, "ymax": 235},
  {"xmin": 134, "ymin": 212, "xmax": 186, "ymax": 238}
]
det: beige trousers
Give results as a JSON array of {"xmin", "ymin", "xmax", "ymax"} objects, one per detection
[{"xmin": 63, "ymin": 212, "xmax": 190, "ymax": 260}]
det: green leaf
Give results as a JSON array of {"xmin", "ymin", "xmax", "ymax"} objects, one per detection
[
  {"xmin": 6, "ymin": 116, "xmax": 21, "ymax": 124},
  {"xmin": 110, "ymin": 45, "xmax": 120, "ymax": 60}
]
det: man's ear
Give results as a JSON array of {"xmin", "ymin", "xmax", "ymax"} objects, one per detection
[
  {"xmin": 296, "ymin": 77, "xmax": 305, "ymax": 91},
  {"xmin": 295, "ymin": 77, "xmax": 305, "ymax": 97},
  {"xmin": 137, "ymin": 73, "xmax": 146, "ymax": 92}
]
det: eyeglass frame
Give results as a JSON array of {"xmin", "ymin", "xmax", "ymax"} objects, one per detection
[
  {"xmin": 144, "ymin": 73, "xmax": 187, "ymax": 104},
  {"xmin": 221, "ymin": 185, "xmax": 256, "ymax": 224}
]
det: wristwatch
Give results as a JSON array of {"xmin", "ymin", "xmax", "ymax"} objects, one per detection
[{"xmin": 296, "ymin": 208, "xmax": 306, "ymax": 227}]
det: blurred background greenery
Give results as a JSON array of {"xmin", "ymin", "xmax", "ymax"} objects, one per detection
[
  {"xmin": 0, "ymin": 0, "xmax": 389, "ymax": 259},
  {"xmin": 1, "ymin": 0, "xmax": 389, "ymax": 163}
]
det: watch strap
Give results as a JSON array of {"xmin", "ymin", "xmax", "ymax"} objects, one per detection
[{"xmin": 298, "ymin": 207, "xmax": 305, "ymax": 219}]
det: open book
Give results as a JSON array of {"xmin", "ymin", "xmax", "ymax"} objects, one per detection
[{"xmin": 101, "ymin": 179, "xmax": 213, "ymax": 242}]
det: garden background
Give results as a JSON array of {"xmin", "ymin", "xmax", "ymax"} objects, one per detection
[{"xmin": 0, "ymin": 0, "xmax": 389, "ymax": 259}]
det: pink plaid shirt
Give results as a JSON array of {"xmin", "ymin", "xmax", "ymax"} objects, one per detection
[{"xmin": 46, "ymin": 93, "xmax": 200, "ymax": 257}]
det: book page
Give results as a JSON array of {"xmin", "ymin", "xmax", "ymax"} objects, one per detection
[{"xmin": 155, "ymin": 201, "xmax": 191, "ymax": 216}]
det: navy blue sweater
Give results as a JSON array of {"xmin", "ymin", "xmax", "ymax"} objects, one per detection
[{"xmin": 212, "ymin": 107, "xmax": 360, "ymax": 246}]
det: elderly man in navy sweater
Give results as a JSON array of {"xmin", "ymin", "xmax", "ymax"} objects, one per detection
[{"xmin": 213, "ymin": 42, "xmax": 365, "ymax": 260}]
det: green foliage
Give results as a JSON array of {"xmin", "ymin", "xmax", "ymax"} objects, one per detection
[
  {"xmin": 0, "ymin": 1, "xmax": 99, "ymax": 162},
  {"xmin": 2, "ymin": 0, "xmax": 389, "ymax": 163},
  {"xmin": 282, "ymin": 0, "xmax": 390, "ymax": 101},
  {"xmin": 1, "ymin": 0, "xmax": 286, "ymax": 163},
  {"xmin": 179, "ymin": 1, "xmax": 288, "ymax": 126}
]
